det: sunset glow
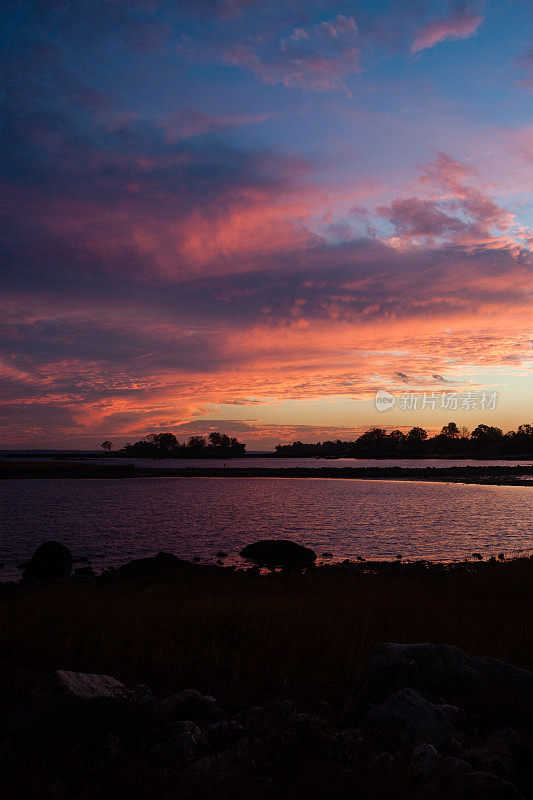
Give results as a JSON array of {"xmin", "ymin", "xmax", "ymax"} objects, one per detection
[{"xmin": 1, "ymin": 0, "xmax": 532, "ymax": 449}]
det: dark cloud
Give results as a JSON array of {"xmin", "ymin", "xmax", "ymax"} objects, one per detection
[
  {"xmin": 395, "ymin": 371, "xmax": 410, "ymax": 383},
  {"xmin": 378, "ymin": 152, "xmax": 514, "ymax": 244}
]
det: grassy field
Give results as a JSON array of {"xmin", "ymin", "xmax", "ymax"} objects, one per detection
[{"xmin": 1, "ymin": 558, "xmax": 532, "ymax": 717}]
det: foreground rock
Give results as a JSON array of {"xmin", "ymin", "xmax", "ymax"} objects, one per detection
[
  {"xmin": 161, "ymin": 689, "xmax": 221, "ymax": 722},
  {"xmin": 19, "ymin": 669, "xmax": 162, "ymax": 746},
  {"xmin": 344, "ymin": 642, "xmax": 533, "ymax": 730},
  {"xmin": 362, "ymin": 687, "xmax": 455, "ymax": 749},
  {"xmin": 21, "ymin": 540, "xmax": 72, "ymax": 583},
  {"xmin": 25, "ymin": 669, "xmax": 127, "ymax": 716},
  {"xmin": 239, "ymin": 539, "xmax": 317, "ymax": 566}
]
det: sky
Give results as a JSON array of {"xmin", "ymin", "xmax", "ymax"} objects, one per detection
[{"xmin": 1, "ymin": 0, "xmax": 532, "ymax": 450}]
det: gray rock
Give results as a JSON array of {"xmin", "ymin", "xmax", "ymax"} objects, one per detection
[
  {"xmin": 133, "ymin": 683, "xmax": 157, "ymax": 705},
  {"xmin": 160, "ymin": 689, "xmax": 220, "ymax": 721},
  {"xmin": 323, "ymin": 729, "xmax": 362, "ymax": 764},
  {"xmin": 362, "ymin": 688, "xmax": 455, "ymax": 749},
  {"xmin": 464, "ymin": 728, "xmax": 521, "ymax": 777},
  {"xmin": 234, "ymin": 700, "xmax": 295, "ymax": 732},
  {"xmin": 411, "ymin": 742, "xmax": 439, "ymax": 776},
  {"xmin": 25, "ymin": 670, "xmax": 127, "ymax": 717},
  {"xmin": 21, "ymin": 670, "xmax": 162, "ymax": 746},
  {"xmin": 343, "ymin": 643, "xmax": 533, "ymax": 729},
  {"xmin": 205, "ymin": 719, "xmax": 246, "ymax": 748},
  {"xmin": 152, "ymin": 720, "xmax": 208, "ymax": 762},
  {"xmin": 441, "ymin": 755, "xmax": 473, "ymax": 774},
  {"xmin": 186, "ymin": 739, "xmax": 251, "ymax": 775}
]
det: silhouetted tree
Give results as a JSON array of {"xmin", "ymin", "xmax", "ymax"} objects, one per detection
[
  {"xmin": 441, "ymin": 422, "xmax": 460, "ymax": 438},
  {"xmin": 121, "ymin": 423, "xmax": 531, "ymax": 460},
  {"xmin": 120, "ymin": 430, "xmax": 245, "ymax": 458},
  {"xmin": 355, "ymin": 428, "xmax": 389, "ymax": 457},
  {"xmin": 389, "ymin": 429, "xmax": 407, "ymax": 455},
  {"xmin": 187, "ymin": 436, "xmax": 206, "ymax": 454},
  {"xmin": 145, "ymin": 432, "xmax": 179, "ymax": 456},
  {"xmin": 407, "ymin": 427, "xmax": 428, "ymax": 443},
  {"xmin": 100, "ymin": 440, "xmax": 112, "ymax": 452},
  {"xmin": 470, "ymin": 424, "xmax": 504, "ymax": 456}
]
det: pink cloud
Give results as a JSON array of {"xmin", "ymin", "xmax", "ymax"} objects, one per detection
[
  {"xmin": 224, "ymin": 15, "xmax": 361, "ymax": 93},
  {"xmin": 411, "ymin": 5, "xmax": 483, "ymax": 54}
]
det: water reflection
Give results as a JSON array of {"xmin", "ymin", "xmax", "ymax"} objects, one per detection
[{"xmin": 1, "ymin": 477, "xmax": 532, "ymax": 580}]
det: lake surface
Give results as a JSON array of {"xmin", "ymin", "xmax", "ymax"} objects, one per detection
[{"xmin": 1, "ymin": 477, "xmax": 532, "ymax": 580}]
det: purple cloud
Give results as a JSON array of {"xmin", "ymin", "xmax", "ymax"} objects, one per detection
[{"xmin": 377, "ymin": 197, "xmax": 467, "ymax": 238}]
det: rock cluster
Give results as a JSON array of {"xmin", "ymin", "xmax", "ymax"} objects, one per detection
[{"xmin": 0, "ymin": 644, "xmax": 531, "ymax": 799}]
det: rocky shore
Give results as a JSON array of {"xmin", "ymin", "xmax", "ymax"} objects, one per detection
[
  {"xmin": 5, "ymin": 542, "xmax": 532, "ymax": 592},
  {"xmin": 1, "ymin": 543, "xmax": 531, "ymax": 798},
  {"xmin": 1, "ymin": 642, "xmax": 531, "ymax": 799}
]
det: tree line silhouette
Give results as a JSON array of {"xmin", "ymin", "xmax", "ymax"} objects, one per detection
[
  {"xmin": 274, "ymin": 423, "xmax": 533, "ymax": 459},
  {"xmin": 110, "ymin": 422, "xmax": 532, "ymax": 459},
  {"xmin": 121, "ymin": 431, "xmax": 246, "ymax": 458}
]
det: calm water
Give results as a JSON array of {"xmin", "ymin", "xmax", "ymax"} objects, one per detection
[{"xmin": 1, "ymin": 477, "xmax": 532, "ymax": 580}]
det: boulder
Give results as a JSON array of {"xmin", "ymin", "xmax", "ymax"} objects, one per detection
[
  {"xmin": 151, "ymin": 720, "xmax": 208, "ymax": 762},
  {"xmin": 25, "ymin": 670, "xmax": 126, "ymax": 717},
  {"xmin": 22, "ymin": 541, "xmax": 72, "ymax": 583},
  {"xmin": 205, "ymin": 719, "xmax": 246, "ymax": 748},
  {"xmin": 115, "ymin": 551, "xmax": 190, "ymax": 581},
  {"xmin": 234, "ymin": 700, "xmax": 295, "ymax": 733},
  {"xmin": 343, "ymin": 643, "xmax": 533, "ymax": 729},
  {"xmin": 362, "ymin": 688, "xmax": 455, "ymax": 749},
  {"xmin": 239, "ymin": 540, "xmax": 316, "ymax": 566},
  {"xmin": 441, "ymin": 756, "xmax": 474, "ymax": 775},
  {"xmin": 464, "ymin": 728, "xmax": 521, "ymax": 778}
]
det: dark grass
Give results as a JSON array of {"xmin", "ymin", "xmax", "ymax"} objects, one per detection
[
  {"xmin": 1, "ymin": 460, "xmax": 532, "ymax": 484},
  {"xmin": 1, "ymin": 558, "xmax": 532, "ymax": 718}
]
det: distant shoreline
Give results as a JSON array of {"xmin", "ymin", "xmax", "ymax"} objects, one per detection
[
  {"xmin": 1, "ymin": 460, "xmax": 532, "ymax": 485},
  {"xmin": 1, "ymin": 451, "xmax": 531, "ymax": 461}
]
